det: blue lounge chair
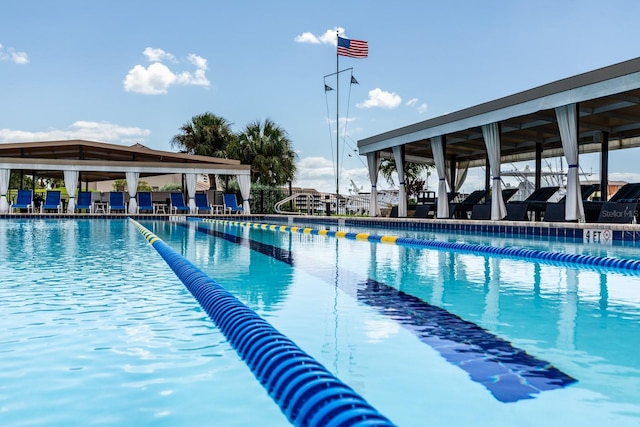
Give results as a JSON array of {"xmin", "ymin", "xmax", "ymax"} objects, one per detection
[
  {"xmin": 75, "ymin": 191, "xmax": 93, "ymax": 213},
  {"xmin": 584, "ymin": 182, "xmax": 640, "ymax": 223},
  {"xmin": 195, "ymin": 193, "xmax": 213, "ymax": 214},
  {"xmin": 40, "ymin": 190, "xmax": 62, "ymax": 213},
  {"xmin": 414, "ymin": 192, "xmax": 458, "ymax": 218},
  {"xmin": 504, "ymin": 186, "xmax": 560, "ymax": 221},
  {"xmin": 170, "ymin": 192, "xmax": 190, "ymax": 214},
  {"xmin": 449, "ymin": 190, "xmax": 487, "ymax": 219},
  {"xmin": 470, "ymin": 188, "xmax": 519, "ymax": 220},
  {"xmin": 10, "ymin": 189, "xmax": 34, "ymax": 213},
  {"xmin": 108, "ymin": 191, "xmax": 127, "ymax": 213},
  {"xmin": 543, "ymin": 184, "xmax": 599, "ymax": 222},
  {"xmin": 137, "ymin": 192, "xmax": 154, "ymax": 213},
  {"xmin": 223, "ymin": 193, "xmax": 244, "ymax": 214}
]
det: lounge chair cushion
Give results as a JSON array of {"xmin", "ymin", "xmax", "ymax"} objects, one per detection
[{"xmin": 597, "ymin": 201, "xmax": 638, "ymax": 223}]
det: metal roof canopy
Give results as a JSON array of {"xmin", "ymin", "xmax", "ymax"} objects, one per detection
[
  {"xmin": 0, "ymin": 139, "xmax": 250, "ymax": 181},
  {"xmin": 358, "ymin": 56, "xmax": 640, "ymax": 168}
]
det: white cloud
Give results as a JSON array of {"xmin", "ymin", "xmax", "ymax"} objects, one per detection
[
  {"xmin": 357, "ymin": 88, "xmax": 402, "ymax": 109},
  {"xmin": 610, "ymin": 172, "xmax": 640, "ymax": 183},
  {"xmin": 187, "ymin": 53, "xmax": 207, "ymax": 69},
  {"xmin": 293, "ymin": 156, "xmax": 370, "ymax": 193},
  {"xmin": 295, "ymin": 156, "xmax": 335, "ymax": 188},
  {"xmin": 294, "ymin": 32, "xmax": 320, "ymax": 44},
  {"xmin": 0, "ymin": 43, "xmax": 29, "ymax": 64},
  {"xmin": 124, "ymin": 63, "xmax": 176, "ymax": 95},
  {"xmin": 320, "ymin": 27, "xmax": 344, "ymax": 46},
  {"xmin": 124, "ymin": 48, "xmax": 210, "ymax": 95},
  {"xmin": 406, "ymin": 97, "xmax": 428, "ymax": 113},
  {"xmin": 326, "ymin": 116, "xmax": 358, "ymax": 135},
  {"xmin": 142, "ymin": 47, "xmax": 176, "ymax": 63},
  {"xmin": 0, "ymin": 121, "xmax": 151, "ymax": 144},
  {"xmin": 294, "ymin": 27, "xmax": 345, "ymax": 46}
]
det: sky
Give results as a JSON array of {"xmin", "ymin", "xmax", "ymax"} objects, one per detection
[{"xmin": 2, "ymin": 0, "xmax": 640, "ymax": 195}]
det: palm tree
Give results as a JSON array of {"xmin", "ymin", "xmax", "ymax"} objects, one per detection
[
  {"xmin": 379, "ymin": 158, "xmax": 430, "ymax": 201},
  {"xmin": 170, "ymin": 112, "xmax": 235, "ymax": 189},
  {"xmin": 228, "ymin": 119, "xmax": 297, "ymax": 186}
]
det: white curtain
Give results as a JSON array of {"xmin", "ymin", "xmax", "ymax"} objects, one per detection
[
  {"xmin": 126, "ymin": 172, "xmax": 139, "ymax": 214},
  {"xmin": 367, "ymin": 152, "xmax": 380, "ymax": 217},
  {"xmin": 430, "ymin": 136, "xmax": 449, "ymax": 218},
  {"xmin": 0, "ymin": 168, "xmax": 10, "ymax": 213},
  {"xmin": 392, "ymin": 145, "xmax": 407, "ymax": 217},
  {"xmin": 447, "ymin": 159, "xmax": 469, "ymax": 192},
  {"xmin": 482, "ymin": 123, "xmax": 507, "ymax": 220},
  {"xmin": 185, "ymin": 173, "xmax": 197, "ymax": 214},
  {"xmin": 63, "ymin": 170, "xmax": 79, "ymax": 213},
  {"xmin": 556, "ymin": 104, "xmax": 584, "ymax": 221},
  {"xmin": 237, "ymin": 174, "xmax": 251, "ymax": 214}
]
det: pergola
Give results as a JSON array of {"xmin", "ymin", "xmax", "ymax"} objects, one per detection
[
  {"xmin": 358, "ymin": 56, "xmax": 640, "ymax": 221},
  {"xmin": 0, "ymin": 140, "xmax": 252, "ymax": 214}
]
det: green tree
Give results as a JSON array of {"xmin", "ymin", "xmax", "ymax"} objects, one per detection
[
  {"xmin": 137, "ymin": 180, "xmax": 153, "ymax": 192},
  {"xmin": 250, "ymin": 183, "xmax": 286, "ymax": 214},
  {"xmin": 113, "ymin": 179, "xmax": 126, "ymax": 191},
  {"xmin": 9, "ymin": 173, "xmax": 33, "ymax": 189},
  {"xmin": 228, "ymin": 118, "xmax": 297, "ymax": 186},
  {"xmin": 379, "ymin": 158, "xmax": 431, "ymax": 200},
  {"xmin": 160, "ymin": 183, "xmax": 182, "ymax": 192},
  {"xmin": 170, "ymin": 112, "xmax": 235, "ymax": 190},
  {"xmin": 113, "ymin": 179, "xmax": 152, "ymax": 192}
]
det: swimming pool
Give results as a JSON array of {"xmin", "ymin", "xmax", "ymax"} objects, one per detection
[{"xmin": 2, "ymin": 218, "xmax": 640, "ymax": 426}]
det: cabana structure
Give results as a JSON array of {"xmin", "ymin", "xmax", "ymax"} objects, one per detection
[
  {"xmin": 0, "ymin": 140, "xmax": 252, "ymax": 214},
  {"xmin": 358, "ymin": 56, "xmax": 640, "ymax": 221}
]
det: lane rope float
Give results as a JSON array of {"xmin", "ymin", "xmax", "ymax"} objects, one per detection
[
  {"xmin": 201, "ymin": 218, "xmax": 640, "ymax": 274},
  {"xmin": 129, "ymin": 218, "xmax": 396, "ymax": 427}
]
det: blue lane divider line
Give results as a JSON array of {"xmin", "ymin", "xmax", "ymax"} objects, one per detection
[
  {"xmin": 129, "ymin": 219, "xmax": 395, "ymax": 427},
  {"xmin": 189, "ymin": 220, "xmax": 578, "ymax": 403},
  {"xmin": 202, "ymin": 218, "xmax": 640, "ymax": 274}
]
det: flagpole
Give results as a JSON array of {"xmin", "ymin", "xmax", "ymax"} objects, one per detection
[
  {"xmin": 329, "ymin": 34, "xmax": 367, "ymax": 215},
  {"xmin": 335, "ymin": 30, "xmax": 340, "ymax": 211},
  {"xmin": 323, "ymin": 65, "xmax": 354, "ymax": 208}
]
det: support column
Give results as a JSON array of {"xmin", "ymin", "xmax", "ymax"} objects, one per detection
[
  {"xmin": 392, "ymin": 145, "xmax": 407, "ymax": 217},
  {"xmin": 535, "ymin": 142, "xmax": 542, "ymax": 190},
  {"xmin": 443, "ymin": 135, "xmax": 453, "ymax": 209},
  {"xmin": 535, "ymin": 142, "xmax": 543, "ymax": 220},
  {"xmin": 600, "ymin": 132, "xmax": 609, "ymax": 201},
  {"xmin": 449, "ymin": 154, "xmax": 457, "ymax": 194},
  {"xmin": 484, "ymin": 151, "xmax": 491, "ymax": 195}
]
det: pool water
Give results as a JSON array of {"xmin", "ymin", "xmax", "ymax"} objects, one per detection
[
  {"xmin": 0, "ymin": 220, "xmax": 284, "ymax": 426},
  {"xmin": 2, "ymin": 219, "xmax": 640, "ymax": 426}
]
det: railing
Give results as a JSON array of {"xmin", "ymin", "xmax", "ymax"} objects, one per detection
[
  {"xmin": 274, "ymin": 193, "xmax": 318, "ymax": 215},
  {"xmin": 274, "ymin": 192, "xmax": 370, "ymax": 216}
]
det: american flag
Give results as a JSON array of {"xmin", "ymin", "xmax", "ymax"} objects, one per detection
[{"xmin": 337, "ymin": 37, "xmax": 368, "ymax": 58}]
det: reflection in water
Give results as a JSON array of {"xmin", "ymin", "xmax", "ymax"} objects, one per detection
[
  {"xmin": 430, "ymin": 251, "xmax": 445, "ymax": 306},
  {"xmin": 179, "ymin": 222, "xmax": 293, "ymax": 313},
  {"xmin": 482, "ymin": 257, "xmax": 501, "ymax": 329},
  {"xmin": 557, "ymin": 268, "xmax": 578, "ymax": 351},
  {"xmin": 599, "ymin": 273, "xmax": 608, "ymax": 316}
]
